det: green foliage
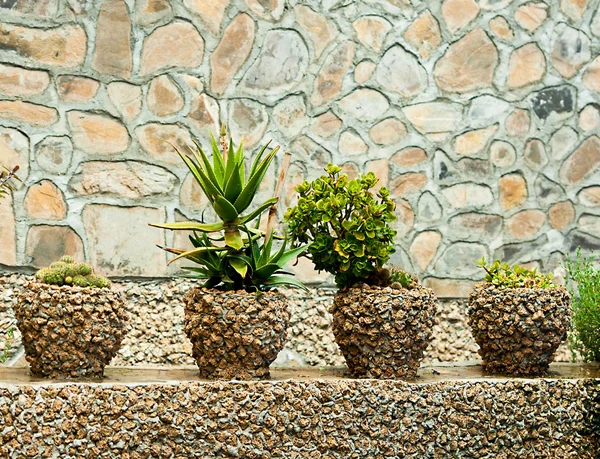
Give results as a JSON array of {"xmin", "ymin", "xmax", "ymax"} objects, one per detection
[
  {"xmin": 477, "ymin": 257, "xmax": 556, "ymax": 289},
  {"xmin": 284, "ymin": 163, "xmax": 397, "ymax": 287},
  {"xmin": 0, "ymin": 327, "xmax": 14, "ymax": 364},
  {"xmin": 367, "ymin": 266, "xmax": 417, "ymax": 289},
  {"xmin": 35, "ymin": 256, "xmax": 110, "ymax": 288},
  {"xmin": 565, "ymin": 248, "xmax": 600, "ymax": 362},
  {"xmin": 0, "ymin": 165, "xmax": 21, "ymax": 200},
  {"xmin": 150, "ymin": 127, "xmax": 306, "ymax": 293}
]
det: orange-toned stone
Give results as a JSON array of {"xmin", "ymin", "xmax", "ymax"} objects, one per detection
[
  {"xmin": 410, "ymin": 231, "xmax": 441, "ymax": 270},
  {"xmin": 311, "ymin": 41, "xmax": 356, "ymax": 107},
  {"xmin": 0, "ymin": 64, "xmax": 49, "ymax": 97},
  {"xmin": 92, "ymin": 0, "xmax": 132, "ymax": 78},
  {"xmin": 25, "ymin": 225, "xmax": 84, "ymax": 269},
  {"xmin": 140, "ymin": 21, "xmax": 204, "ymax": 76},
  {"xmin": 352, "ymin": 16, "xmax": 392, "ymax": 51},
  {"xmin": 499, "ymin": 173, "xmax": 527, "ymax": 210},
  {"xmin": 443, "ymin": 183, "xmax": 493, "ymax": 209},
  {"xmin": 489, "ymin": 16, "xmax": 514, "ymax": 41},
  {"xmin": 0, "ymin": 100, "xmax": 58, "ymax": 127},
  {"xmin": 403, "ymin": 10, "xmax": 442, "ymax": 59},
  {"xmin": 490, "ymin": 140, "xmax": 516, "ymax": 168},
  {"xmin": 559, "ymin": 136, "xmax": 600, "ymax": 184},
  {"xmin": 147, "ymin": 75, "xmax": 184, "ymax": 117},
  {"xmin": 295, "ymin": 5, "xmax": 338, "ymax": 59},
  {"xmin": 184, "ymin": 0, "xmax": 229, "ymax": 34},
  {"xmin": 341, "ymin": 162, "xmax": 360, "ymax": 180},
  {"xmin": 134, "ymin": 0, "xmax": 172, "ymax": 27},
  {"xmin": 434, "ymin": 28, "xmax": 498, "ymax": 93},
  {"xmin": 506, "ymin": 209, "xmax": 545, "ymax": 239},
  {"xmin": 369, "ymin": 118, "xmax": 407, "ymax": 146},
  {"xmin": 505, "ymin": 108, "xmax": 530, "ymax": 137},
  {"xmin": 310, "ymin": 112, "xmax": 342, "ymax": 139},
  {"xmin": 211, "ymin": 13, "xmax": 255, "ymax": 95},
  {"xmin": 56, "ymin": 75, "xmax": 99, "ymax": 103},
  {"xmin": 0, "ymin": 126, "xmax": 29, "ymax": 180},
  {"xmin": 453, "ymin": 125, "xmax": 498, "ymax": 156},
  {"xmin": 578, "ymin": 187, "xmax": 600, "ymax": 207},
  {"xmin": 583, "ymin": 56, "xmax": 600, "ymax": 93},
  {"xmin": 442, "ymin": 0, "xmax": 480, "ymax": 32},
  {"xmin": 390, "ymin": 173, "xmax": 428, "ymax": 197},
  {"xmin": 391, "ymin": 147, "xmax": 428, "ymax": 167},
  {"xmin": 67, "ymin": 111, "xmax": 129, "ymax": 155},
  {"xmin": 507, "ymin": 43, "xmax": 545, "ymax": 89},
  {"xmin": 579, "ymin": 104, "xmax": 600, "ymax": 132},
  {"xmin": 136, "ymin": 123, "xmax": 194, "ymax": 165},
  {"xmin": 24, "ymin": 180, "xmax": 66, "ymax": 220},
  {"xmin": 355, "ymin": 60, "xmax": 376, "ymax": 84},
  {"xmin": 549, "ymin": 201, "xmax": 575, "ymax": 231},
  {"xmin": 514, "ymin": 2, "xmax": 548, "ymax": 32},
  {"xmin": 561, "ymin": 0, "xmax": 590, "ymax": 21},
  {"xmin": 0, "ymin": 23, "xmax": 86, "ymax": 68},
  {"xmin": 339, "ymin": 131, "xmax": 368, "ymax": 156},
  {"xmin": 365, "ymin": 158, "xmax": 389, "ymax": 190},
  {"xmin": 0, "ymin": 193, "xmax": 16, "ymax": 265},
  {"xmin": 392, "ymin": 199, "xmax": 414, "ymax": 237},
  {"xmin": 107, "ymin": 82, "xmax": 142, "ymax": 121}
]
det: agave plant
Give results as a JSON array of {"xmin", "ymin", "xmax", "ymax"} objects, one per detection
[{"xmin": 0, "ymin": 165, "xmax": 20, "ymax": 200}]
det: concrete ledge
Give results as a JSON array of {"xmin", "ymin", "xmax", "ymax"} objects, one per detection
[{"xmin": 1, "ymin": 363, "xmax": 599, "ymax": 458}]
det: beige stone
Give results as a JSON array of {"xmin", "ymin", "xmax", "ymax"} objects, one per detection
[
  {"xmin": 92, "ymin": 0, "xmax": 132, "ymax": 78},
  {"xmin": 211, "ymin": 14, "xmax": 255, "ymax": 95},
  {"xmin": 392, "ymin": 199, "xmax": 414, "ymax": 237},
  {"xmin": 187, "ymin": 93, "xmax": 219, "ymax": 138},
  {"xmin": 295, "ymin": 5, "xmax": 338, "ymax": 59},
  {"xmin": 578, "ymin": 187, "xmax": 600, "ymax": 207},
  {"xmin": 310, "ymin": 112, "xmax": 342, "ymax": 139},
  {"xmin": 583, "ymin": 56, "xmax": 600, "ymax": 93},
  {"xmin": 580, "ymin": 214, "xmax": 600, "ymax": 237},
  {"xmin": 376, "ymin": 45, "xmax": 428, "ymax": 98},
  {"xmin": 56, "ymin": 75, "xmax": 99, "ymax": 103},
  {"xmin": 579, "ymin": 104, "xmax": 600, "ymax": 132},
  {"xmin": 434, "ymin": 28, "xmax": 498, "ymax": 93},
  {"xmin": 35, "ymin": 136, "xmax": 72, "ymax": 175},
  {"xmin": 489, "ymin": 16, "xmax": 514, "ymax": 41},
  {"xmin": 0, "ymin": 100, "xmax": 58, "ymax": 127},
  {"xmin": 369, "ymin": 118, "xmax": 407, "ymax": 146},
  {"xmin": 411, "ymin": 231, "xmax": 441, "ymax": 270},
  {"xmin": 443, "ymin": 183, "xmax": 493, "ymax": 209},
  {"xmin": 0, "ymin": 193, "xmax": 16, "ymax": 265},
  {"xmin": 70, "ymin": 161, "xmax": 177, "ymax": 198},
  {"xmin": 559, "ymin": 136, "xmax": 600, "ymax": 184},
  {"xmin": 490, "ymin": 140, "xmax": 516, "ymax": 168},
  {"xmin": 524, "ymin": 138, "xmax": 548, "ymax": 170},
  {"xmin": 311, "ymin": 41, "xmax": 356, "ymax": 107},
  {"xmin": 147, "ymin": 75, "xmax": 184, "ymax": 117},
  {"xmin": 447, "ymin": 212, "xmax": 502, "ymax": 241},
  {"xmin": 67, "ymin": 111, "xmax": 129, "ymax": 155},
  {"xmin": 339, "ymin": 131, "xmax": 368, "ymax": 156},
  {"xmin": 0, "ymin": 23, "xmax": 86, "ymax": 68},
  {"xmin": 288, "ymin": 256, "xmax": 331, "ymax": 285},
  {"xmin": 184, "ymin": 0, "xmax": 229, "ymax": 34},
  {"xmin": 355, "ymin": 60, "xmax": 376, "ymax": 84},
  {"xmin": 273, "ymin": 96, "xmax": 307, "ymax": 139},
  {"xmin": 180, "ymin": 172, "xmax": 209, "ymax": 212},
  {"xmin": 505, "ymin": 109, "xmax": 530, "ymax": 137},
  {"xmin": 0, "ymin": 0, "xmax": 59, "ymax": 16},
  {"xmin": 391, "ymin": 173, "xmax": 428, "ymax": 197},
  {"xmin": 391, "ymin": 147, "xmax": 427, "ymax": 167},
  {"xmin": 454, "ymin": 125, "xmax": 498, "ymax": 156},
  {"xmin": 136, "ymin": 123, "xmax": 194, "ymax": 165},
  {"xmin": 0, "ymin": 64, "xmax": 49, "ymax": 97},
  {"xmin": 140, "ymin": 21, "xmax": 204, "ymax": 76},
  {"xmin": 404, "ymin": 10, "xmax": 442, "ymax": 59},
  {"xmin": 24, "ymin": 180, "xmax": 66, "ymax": 220},
  {"xmin": 403, "ymin": 102, "xmax": 462, "ymax": 134},
  {"xmin": 245, "ymin": 0, "xmax": 284, "ymax": 21},
  {"xmin": 0, "ymin": 126, "xmax": 30, "ymax": 180},
  {"xmin": 499, "ymin": 173, "xmax": 527, "ymax": 210},
  {"xmin": 442, "ymin": 0, "xmax": 480, "ymax": 32},
  {"xmin": 229, "ymin": 99, "xmax": 268, "ymax": 148},
  {"xmin": 107, "ymin": 82, "xmax": 142, "ymax": 121},
  {"xmin": 134, "ymin": 0, "xmax": 172, "ymax": 27},
  {"xmin": 83, "ymin": 204, "xmax": 167, "ymax": 276},
  {"xmin": 365, "ymin": 158, "xmax": 389, "ymax": 190},
  {"xmin": 506, "ymin": 210, "xmax": 545, "ymax": 239},
  {"xmin": 549, "ymin": 201, "xmax": 575, "ymax": 231},
  {"xmin": 507, "ymin": 43, "xmax": 545, "ymax": 89},
  {"xmin": 514, "ymin": 2, "xmax": 548, "ymax": 32},
  {"xmin": 551, "ymin": 24, "xmax": 591, "ymax": 79},
  {"xmin": 352, "ymin": 16, "xmax": 392, "ymax": 51},
  {"xmin": 561, "ymin": 0, "xmax": 590, "ymax": 21},
  {"xmin": 25, "ymin": 225, "xmax": 84, "ymax": 268},
  {"xmin": 341, "ymin": 162, "xmax": 360, "ymax": 180},
  {"xmin": 337, "ymin": 88, "xmax": 388, "ymax": 121},
  {"xmin": 423, "ymin": 278, "xmax": 476, "ymax": 298}
]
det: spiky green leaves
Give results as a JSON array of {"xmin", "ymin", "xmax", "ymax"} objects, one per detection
[
  {"xmin": 35, "ymin": 255, "xmax": 110, "ymax": 288},
  {"xmin": 285, "ymin": 163, "xmax": 397, "ymax": 288},
  {"xmin": 477, "ymin": 258, "xmax": 556, "ymax": 289}
]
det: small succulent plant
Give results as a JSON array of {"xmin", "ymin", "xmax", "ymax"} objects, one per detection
[
  {"xmin": 477, "ymin": 258, "xmax": 556, "ymax": 289},
  {"xmin": 35, "ymin": 256, "xmax": 111, "ymax": 288},
  {"xmin": 0, "ymin": 165, "xmax": 20, "ymax": 200},
  {"xmin": 367, "ymin": 266, "xmax": 418, "ymax": 289},
  {"xmin": 285, "ymin": 163, "xmax": 397, "ymax": 287}
]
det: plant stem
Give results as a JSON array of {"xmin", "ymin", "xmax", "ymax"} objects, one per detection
[{"xmin": 265, "ymin": 152, "xmax": 292, "ymax": 241}]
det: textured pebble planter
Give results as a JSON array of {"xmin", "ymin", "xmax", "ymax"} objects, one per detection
[
  {"xmin": 15, "ymin": 282, "xmax": 128, "ymax": 378},
  {"xmin": 331, "ymin": 283, "xmax": 438, "ymax": 379},
  {"xmin": 183, "ymin": 288, "xmax": 290, "ymax": 380},
  {"xmin": 467, "ymin": 283, "xmax": 571, "ymax": 376}
]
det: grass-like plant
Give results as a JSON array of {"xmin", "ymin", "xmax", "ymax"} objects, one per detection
[
  {"xmin": 35, "ymin": 255, "xmax": 111, "ymax": 288},
  {"xmin": 477, "ymin": 258, "xmax": 556, "ymax": 289},
  {"xmin": 284, "ymin": 163, "xmax": 397, "ymax": 287},
  {"xmin": 0, "ymin": 165, "xmax": 20, "ymax": 199},
  {"xmin": 565, "ymin": 248, "xmax": 600, "ymax": 362}
]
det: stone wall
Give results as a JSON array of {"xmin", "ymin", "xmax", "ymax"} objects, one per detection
[{"xmin": 0, "ymin": 0, "xmax": 600, "ymax": 290}]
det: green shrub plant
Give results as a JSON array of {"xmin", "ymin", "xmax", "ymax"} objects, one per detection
[
  {"xmin": 35, "ymin": 256, "xmax": 111, "ymax": 288},
  {"xmin": 476, "ymin": 258, "xmax": 557, "ymax": 289}
]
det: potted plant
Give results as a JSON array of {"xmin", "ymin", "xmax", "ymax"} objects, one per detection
[
  {"xmin": 150, "ymin": 127, "xmax": 306, "ymax": 380},
  {"xmin": 284, "ymin": 164, "xmax": 438, "ymax": 379},
  {"xmin": 15, "ymin": 256, "xmax": 128, "ymax": 378},
  {"xmin": 468, "ymin": 258, "xmax": 571, "ymax": 375}
]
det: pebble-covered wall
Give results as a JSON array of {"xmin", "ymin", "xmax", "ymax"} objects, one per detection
[{"xmin": 0, "ymin": 0, "xmax": 599, "ymax": 290}]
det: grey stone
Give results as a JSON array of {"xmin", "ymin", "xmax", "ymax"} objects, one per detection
[
  {"xmin": 566, "ymin": 230, "xmax": 600, "ymax": 252},
  {"xmin": 467, "ymin": 95, "xmax": 510, "ymax": 127},
  {"xmin": 433, "ymin": 150, "xmax": 459, "ymax": 184},
  {"xmin": 549, "ymin": 126, "xmax": 578, "ymax": 161},
  {"xmin": 447, "ymin": 213, "xmax": 502, "ymax": 242},
  {"xmin": 494, "ymin": 234, "xmax": 549, "ymax": 264},
  {"xmin": 34, "ymin": 136, "xmax": 72, "ymax": 174},
  {"xmin": 434, "ymin": 242, "xmax": 488, "ymax": 278},
  {"xmin": 530, "ymin": 85, "xmax": 575, "ymax": 121},
  {"xmin": 337, "ymin": 88, "xmax": 389, "ymax": 121},
  {"xmin": 534, "ymin": 175, "xmax": 565, "ymax": 206},
  {"xmin": 228, "ymin": 99, "xmax": 268, "ymax": 149},
  {"xmin": 376, "ymin": 45, "xmax": 427, "ymax": 98},
  {"xmin": 551, "ymin": 23, "xmax": 591, "ymax": 78},
  {"xmin": 417, "ymin": 192, "xmax": 442, "ymax": 223},
  {"xmin": 578, "ymin": 214, "xmax": 600, "ymax": 238}
]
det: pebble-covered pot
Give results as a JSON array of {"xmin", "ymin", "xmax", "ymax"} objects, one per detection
[
  {"xmin": 15, "ymin": 281, "xmax": 128, "ymax": 378},
  {"xmin": 183, "ymin": 288, "xmax": 290, "ymax": 380},
  {"xmin": 331, "ymin": 283, "xmax": 438, "ymax": 379},
  {"xmin": 467, "ymin": 283, "xmax": 571, "ymax": 376}
]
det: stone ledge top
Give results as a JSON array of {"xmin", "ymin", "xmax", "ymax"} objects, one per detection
[{"xmin": 1, "ymin": 362, "xmax": 599, "ymax": 388}]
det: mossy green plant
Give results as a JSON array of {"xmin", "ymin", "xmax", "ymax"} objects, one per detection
[
  {"xmin": 35, "ymin": 256, "xmax": 110, "ymax": 288},
  {"xmin": 477, "ymin": 258, "xmax": 556, "ymax": 289}
]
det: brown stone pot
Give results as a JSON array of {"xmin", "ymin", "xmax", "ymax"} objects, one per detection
[
  {"xmin": 15, "ymin": 281, "xmax": 128, "ymax": 378},
  {"xmin": 467, "ymin": 283, "xmax": 571, "ymax": 376},
  {"xmin": 331, "ymin": 283, "xmax": 438, "ymax": 379},
  {"xmin": 183, "ymin": 288, "xmax": 290, "ymax": 380}
]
